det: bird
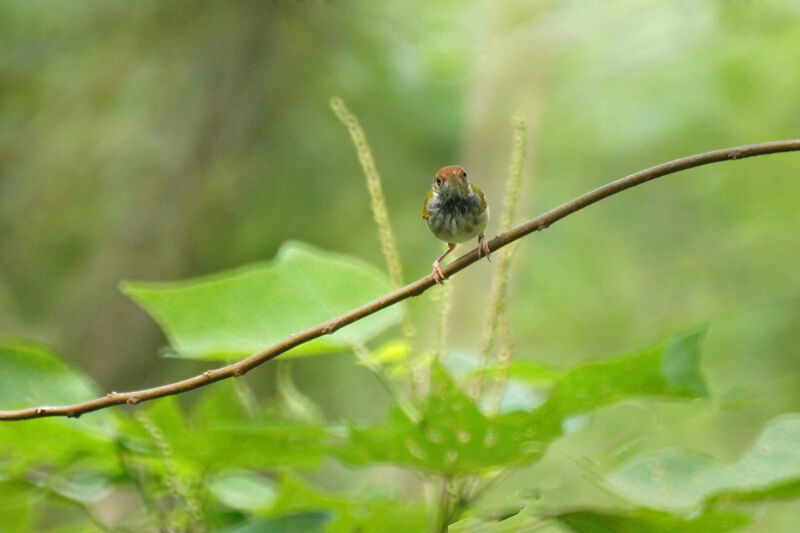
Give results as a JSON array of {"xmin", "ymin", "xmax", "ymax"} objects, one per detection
[{"xmin": 422, "ymin": 165, "xmax": 490, "ymax": 283}]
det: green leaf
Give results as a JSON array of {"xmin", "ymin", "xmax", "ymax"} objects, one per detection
[
  {"xmin": 0, "ymin": 340, "xmax": 107, "ymax": 419},
  {"xmin": 553, "ymin": 508, "xmax": 750, "ymax": 533},
  {"xmin": 484, "ymin": 360, "xmax": 565, "ymax": 386},
  {"xmin": 660, "ymin": 328, "xmax": 708, "ymax": 397},
  {"xmin": 340, "ymin": 363, "xmax": 546, "ymax": 475},
  {"xmin": 609, "ymin": 413, "xmax": 800, "ymax": 511},
  {"xmin": 121, "ymin": 241, "xmax": 402, "ymax": 360},
  {"xmin": 358, "ymin": 339, "xmax": 411, "ymax": 366},
  {"xmin": 208, "ymin": 471, "xmax": 278, "ymax": 512},
  {"xmin": 221, "ymin": 512, "xmax": 331, "ymax": 533},
  {"xmin": 268, "ymin": 475, "xmax": 428, "ymax": 533},
  {"xmin": 526, "ymin": 328, "xmax": 709, "ymax": 442},
  {"xmin": 44, "ymin": 470, "xmax": 111, "ymax": 504},
  {"xmin": 450, "ymin": 503, "xmax": 537, "ymax": 532},
  {"xmin": 0, "ymin": 341, "xmax": 118, "ymax": 473},
  {"xmin": 190, "ymin": 380, "xmax": 253, "ymax": 425},
  {"xmin": 0, "ymin": 482, "xmax": 34, "ymax": 532},
  {"xmin": 196, "ymin": 421, "xmax": 330, "ymax": 472},
  {"xmin": 276, "ymin": 363, "xmax": 324, "ymax": 423},
  {"xmin": 127, "ymin": 395, "xmax": 329, "ymax": 474},
  {"xmin": 340, "ymin": 330, "xmax": 709, "ymax": 475},
  {"xmin": 453, "ymin": 505, "xmax": 749, "ymax": 533}
]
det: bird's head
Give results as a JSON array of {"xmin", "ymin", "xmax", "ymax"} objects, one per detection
[{"xmin": 433, "ymin": 165, "xmax": 470, "ymax": 199}]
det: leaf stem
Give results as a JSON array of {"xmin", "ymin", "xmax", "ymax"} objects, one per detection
[
  {"xmin": 351, "ymin": 341, "xmax": 419, "ymax": 421},
  {"xmin": 435, "ymin": 476, "xmax": 452, "ymax": 533}
]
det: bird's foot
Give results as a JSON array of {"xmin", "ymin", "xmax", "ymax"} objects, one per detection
[
  {"xmin": 432, "ymin": 261, "xmax": 446, "ymax": 284},
  {"xmin": 478, "ymin": 236, "xmax": 491, "ymax": 262}
]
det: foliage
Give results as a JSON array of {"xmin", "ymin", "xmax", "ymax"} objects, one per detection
[
  {"xmin": 3, "ymin": 269, "xmax": 800, "ymax": 531},
  {"xmin": 121, "ymin": 241, "xmax": 402, "ymax": 360},
  {"xmin": 2, "ymin": 2, "xmax": 800, "ymax": 530},
  {"xmin": 609, "ymin": 414, "xmax": 800, "ymax": 511}
]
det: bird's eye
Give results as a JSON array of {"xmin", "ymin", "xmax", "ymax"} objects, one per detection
[
  {"xmin": 435, "ymin": 177, "xmax": 443, "ymax": 186},
  {"xmin": 463, "ymin": 171, "xmax": 467, "ymax": 178}
]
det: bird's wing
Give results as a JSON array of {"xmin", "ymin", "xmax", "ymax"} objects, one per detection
[
  {"xmin": 422, "ymin": 188, "xmax": 434, "ymax": 219},
  {"xmin": 470, "ymin": 183, "xmax": 488, "ymax": 212}
]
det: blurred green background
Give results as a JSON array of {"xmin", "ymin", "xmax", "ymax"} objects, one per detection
[{"xmin": 1, "ymin": 0, "xmax": 800, "ymax": 528}]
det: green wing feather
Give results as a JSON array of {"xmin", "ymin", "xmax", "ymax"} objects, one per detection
[
  {"xmin": 422, "ymin": 188, "xmax": 433, "ymax": 219},
  {"xmin": 470, "ymin": 183, "xmax": 488, "ymax": 212}
]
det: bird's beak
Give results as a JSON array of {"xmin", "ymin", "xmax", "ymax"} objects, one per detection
[{"xmin": 445, "ymin": 172, "xmax": 463, "ymax": 185}]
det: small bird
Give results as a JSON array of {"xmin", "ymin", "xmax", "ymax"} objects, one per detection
[{"xmin": 422, "ymin": 165, "xmax": 490, "ymax": 283}]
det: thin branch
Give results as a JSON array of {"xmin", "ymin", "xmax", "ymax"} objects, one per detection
[{"xmin": 1, "ymin": 140, "xmax": 798, "ymax": 421}]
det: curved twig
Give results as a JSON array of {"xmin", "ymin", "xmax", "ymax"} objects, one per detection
[{"xmin": 2, "ymin": 140, "xmax": 799, "ymax": 421}]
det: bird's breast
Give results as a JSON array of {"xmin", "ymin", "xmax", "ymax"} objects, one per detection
[{"xmin": 425, "ymin": 194, "xmax": 488, "ymax": 243}]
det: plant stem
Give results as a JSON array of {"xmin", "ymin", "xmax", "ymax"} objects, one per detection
[{"xmin": 435, "ymin": 476, "xmax": 452, "ymax": 533}]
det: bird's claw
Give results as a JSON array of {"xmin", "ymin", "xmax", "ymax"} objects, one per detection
[
  {"xmin": 432, "ymin": 261, "xmax": 446, "ymax": 284},
  {"xmin": 478, "ymin": 236, "xmax": 491, "ymax": 263}
]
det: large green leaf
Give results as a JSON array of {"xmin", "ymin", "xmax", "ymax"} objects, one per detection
[
  {"xmin": 0, "ymin": 482, "xmax": 34, "ymax": 532},
  {"xmin": 0, "ymin": 340, "xmax": 106, "ymax": 416},
  {"xmin": 122, "ymin": 390, "xmax": 329, "ymax": 475},
  {"xmin": 553, "ymin": 508, "xmax": 750, "ymax": 533},
  {"xmin": 0, "ymin": 341, "xmax": 118, "ymax": 473},
  {"xmin": 451, "ymin": 503, "xmax": 749, "ymax": 533},
  {"xmin": 608, "ymin": 413, "xmax": 800, "ymax": 511},
  {"xmin": 340, "ymin": 363, "xmax": 546, "ymax": 475},
  {"xmin": 525, "ymin": 328, "xmax": 708, "ymax": 441},
  {"xmin": 221, "ymin": 512, "xmax": 331, "ymax": 533},
  {"xmin": 452, "ymin": 505, "xmax": 749, "ymax": 533},
  {"xmin": 266, "ymin": 475, "xmax": 429, "ymax": 533},
  {"xmin": 339, "ymin": 330, "xmax": 709, "ymax": 475},
  {"xmin": 121, "ymin": 241, "xmax": 402, "ymax": 360},
  {"xmin": 189, "ymin": 384, "xmax": 329, "ymax": 472}
]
